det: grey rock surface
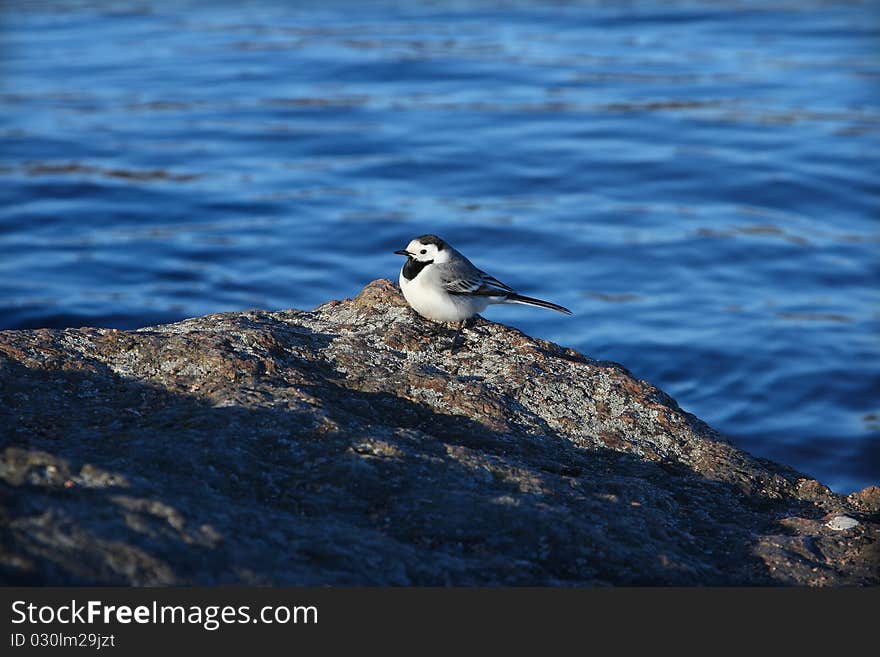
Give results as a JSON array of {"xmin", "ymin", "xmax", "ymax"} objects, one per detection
[{"xmin": 1, "ymin": 279, "xmax": 877, "ymax": 585}]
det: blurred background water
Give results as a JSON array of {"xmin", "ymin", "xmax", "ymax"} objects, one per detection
[{"xmin": 1, "ymin": 0, "xmax": 877, "ymax": 493}]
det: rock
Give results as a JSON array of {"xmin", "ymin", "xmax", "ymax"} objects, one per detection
[{"xmin": 0, "ymin": 279, "xmax": 876, "ymax": 585}]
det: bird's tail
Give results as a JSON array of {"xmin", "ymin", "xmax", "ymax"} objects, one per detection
[{"xmin": 505, "ymin": 293, "xmax": 572, "ymax": 315}]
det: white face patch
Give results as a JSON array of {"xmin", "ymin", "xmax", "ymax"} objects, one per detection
[{"xmin": 408, "ymin": 240, "xmax": 439, "ymax": 262}]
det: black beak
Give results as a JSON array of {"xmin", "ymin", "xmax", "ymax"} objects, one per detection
[{"xmin": 394, "ymin": 249, "xmax": 411, "ymax": 256}]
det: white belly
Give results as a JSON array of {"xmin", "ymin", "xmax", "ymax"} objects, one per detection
[{"xmin": 399, "ymin": 267, "xmax": 490, "ymax": 322}]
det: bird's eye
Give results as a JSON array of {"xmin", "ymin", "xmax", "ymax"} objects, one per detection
[{"xmin": 420, "ymin": 249, "xmax": 427, "ymax": 255}]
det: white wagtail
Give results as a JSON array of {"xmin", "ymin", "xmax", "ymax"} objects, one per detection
[{"xmin": 394, "ymin": 235, "xmax": 571, "ymax": 331}]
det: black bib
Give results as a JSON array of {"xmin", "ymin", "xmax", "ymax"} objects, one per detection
[{"xmin": 402, "ymin": 257, "xmax": 433, "ymax": 281}]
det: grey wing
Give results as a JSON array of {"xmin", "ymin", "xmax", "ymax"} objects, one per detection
[
  {"xmin": 440, "ymin": 263, "xmax": 516, "ymax": 297},
  {"xmin": 477, "ymin": 271, "xmax": 515, "ymax": 294}
]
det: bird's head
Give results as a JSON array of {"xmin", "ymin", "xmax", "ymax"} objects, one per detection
[{"xmin": 394, "ymin": 234, "xmax": 450, "ymax": 264}]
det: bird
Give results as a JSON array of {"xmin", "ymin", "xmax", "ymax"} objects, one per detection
[{"xmin": 393, "ymin": 234, "xmax": 571, "ymax": 330}]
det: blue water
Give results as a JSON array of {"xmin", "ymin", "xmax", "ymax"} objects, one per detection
[{"xmin": 1, "ymin": 1, "xmax": 878, "ymax": 493}]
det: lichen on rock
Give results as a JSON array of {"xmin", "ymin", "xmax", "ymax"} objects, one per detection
[{"xmin": 0, "ymin": 279, "xmax": 876, "ymax": 585}]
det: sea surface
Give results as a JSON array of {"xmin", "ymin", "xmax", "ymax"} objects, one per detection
[{"xmin": 1, "ymin": 1, "xmax": 878, "ymax": 493}]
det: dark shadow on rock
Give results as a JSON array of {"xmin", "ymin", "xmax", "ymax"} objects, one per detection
[{"xmin": 0, "ymin": 353, "xmax": 848, "ymax": 586}]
